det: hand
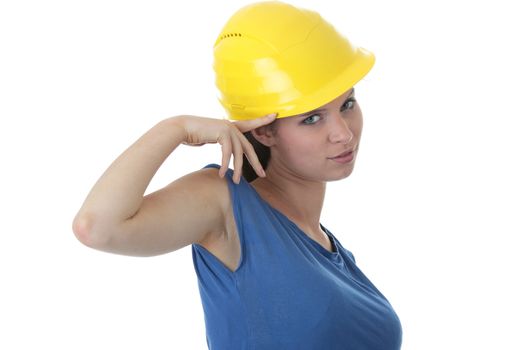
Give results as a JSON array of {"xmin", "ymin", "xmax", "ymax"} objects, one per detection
[{"xmin": 177, "ymin": 113, "xmax": 277, "ymax": 183}]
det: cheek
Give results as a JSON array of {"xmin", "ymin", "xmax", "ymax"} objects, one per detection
[
  {"xmin": 281, "ymin": 137, "xmax": 309, "ymax": 156},
  {"xmin": 275, "ymin": 129, "xmax": 316, "ymax": 159},
  {"xmin": 279, "ymin": 134, "xmax": 323, "ymax": 167},
  {"xmin": 354, "ymin": 106, "xmax": 364, "ymax": 133},
  {"xmin": 353, "ymin": 120, "xmax": 363, "ymax": 138},
  {"xmin": 347, "ymin": 112, "xmax": 363, "ymax": 139}
]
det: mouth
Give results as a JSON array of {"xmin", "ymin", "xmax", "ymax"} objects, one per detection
[
  {"xmin": 328, "ymin": 148, "xmax": 356, "ymax": 164},
  {"xmin": 329, "ymin": 148, "xmax": 356, "ymax": 159}
]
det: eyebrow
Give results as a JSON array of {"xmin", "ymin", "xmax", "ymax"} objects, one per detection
[{"xmin": 298, "ymin": 88, "xmax": 355, "ymax": 117}]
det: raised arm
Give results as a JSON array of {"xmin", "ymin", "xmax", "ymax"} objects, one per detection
[{"xmin": 72, "ymin": 113, "xmax": 276, "ymax": 256}]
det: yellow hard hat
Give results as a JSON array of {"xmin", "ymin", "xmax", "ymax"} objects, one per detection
[{"xmin": 213, "ymin": 1, "xmax": 375, "ymax": 121}]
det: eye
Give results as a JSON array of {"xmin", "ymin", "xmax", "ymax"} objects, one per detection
[
  {"xmin": 302, "ymin": 114, "xmax": 321, "ymax": 125},
  {"xmin": 342, "ymin": 97, "xmax": 356, "ymax": 111}
]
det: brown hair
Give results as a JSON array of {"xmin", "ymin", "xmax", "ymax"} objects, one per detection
[{"xmin": 242, "ymin": 131, "xmax": 271, "ymax": 183}]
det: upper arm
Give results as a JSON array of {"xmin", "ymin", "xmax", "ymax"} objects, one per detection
[{"xmin": 92, "ymin": 167, "xmax": 230, "ymax": 256}]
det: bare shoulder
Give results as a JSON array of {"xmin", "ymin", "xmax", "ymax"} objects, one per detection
[
  {"xmin": 173, "ymin": 166, "xmax": 231, "ymax": 217},
  {"xmin": 157, "ymin": 165, "xmax": 233, "ymax": 236}
]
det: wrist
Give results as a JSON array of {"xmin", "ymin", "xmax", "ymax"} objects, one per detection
[{"xmin": 161, "ymin": 115, "xmax": 189, "ymax": 143}]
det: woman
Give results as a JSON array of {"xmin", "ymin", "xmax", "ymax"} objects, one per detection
[{"xmin": 73, "ymin": 1, "xmax": 402, "ymax": 349}]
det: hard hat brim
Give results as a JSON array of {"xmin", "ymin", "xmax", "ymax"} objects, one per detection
[{"xmin": 278, "ymin": 46, "xmax": 376, "ymax": 119}]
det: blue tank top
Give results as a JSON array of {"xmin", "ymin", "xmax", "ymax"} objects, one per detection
[{"xmin": 192, "ymin": 164, "xmax": 402, "ymax": 349}]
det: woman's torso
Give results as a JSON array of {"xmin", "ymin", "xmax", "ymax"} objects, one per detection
[{"xmin": 191, "ymin": 163, "xmax": 402, "ymax": 349}]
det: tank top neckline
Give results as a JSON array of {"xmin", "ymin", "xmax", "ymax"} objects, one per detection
[{"xmin": 242, "ymin": 177, "xmax": 340, "ymax": 258}]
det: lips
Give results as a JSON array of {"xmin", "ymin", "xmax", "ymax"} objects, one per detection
[{"xmin": 330, "ymin": 148, "xmax": 356, "ymax": 159}]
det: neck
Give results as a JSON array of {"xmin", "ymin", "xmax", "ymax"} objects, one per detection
[{"xmin": 250, "ymin": 160, "xmax": 326, "ymax": 236}]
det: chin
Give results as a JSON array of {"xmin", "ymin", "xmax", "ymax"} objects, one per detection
[{"xmin": 324, "ymin": 163, "xmax": 356, "ymax": 182}]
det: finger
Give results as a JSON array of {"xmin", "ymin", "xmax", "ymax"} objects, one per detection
[
  {"xmin": 235, "ymin": 128, "xmax": 266, "ymax": 178},
  {"xmin": 234, "ymin": 113, "xmax": 277, "ymax": 133},
  {"xmin": 218, "ymin": 136, "xmax": 232, "ymax": 178},
  {"xmin": 231, "ymin": 133, "xmax": 244, "ymax": 184}
]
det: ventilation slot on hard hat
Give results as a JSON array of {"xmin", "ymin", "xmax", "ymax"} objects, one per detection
[{"xmin": 218, "ymin": 32, "xmax": 243, "ymax": 42}]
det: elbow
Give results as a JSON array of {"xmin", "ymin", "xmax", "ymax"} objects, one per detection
[{"xmin": 72, "ymin": 212, "xmax": 110, "ymax": 250}]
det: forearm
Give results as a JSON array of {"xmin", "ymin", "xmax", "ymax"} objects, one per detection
[{"xmin": 73, "ymin": 116, "xmax": 187, "ymax": 242}]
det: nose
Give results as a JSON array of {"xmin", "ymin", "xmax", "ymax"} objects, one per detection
[{"xmin": 328, "ymin": 113, "xmax": 353, "ymax": 144}]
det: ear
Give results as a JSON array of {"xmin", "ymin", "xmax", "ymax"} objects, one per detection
[{"xmin": 250, "ymin": 124, "xmax": 277, "ymax": 147}]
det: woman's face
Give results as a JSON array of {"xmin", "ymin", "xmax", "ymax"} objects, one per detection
[{"xmin": 269, "ymin": 87, "xmax": 363, "ymax": 182}]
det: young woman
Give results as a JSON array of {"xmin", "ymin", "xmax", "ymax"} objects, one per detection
[{"xmin": 73, "ymin": 1, "xmax": 402, "ymax": 349}]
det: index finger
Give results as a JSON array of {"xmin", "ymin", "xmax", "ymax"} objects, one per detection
[{"xmin": 233, "ymin": 113, "xmax": 278, "ymax": 133}]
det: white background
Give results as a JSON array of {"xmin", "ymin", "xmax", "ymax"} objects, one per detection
[{"xmin": 1, "ymin": 0, "xmax": 524, "ymax": 349}]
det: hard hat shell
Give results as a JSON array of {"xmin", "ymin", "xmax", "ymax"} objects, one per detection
[{"xmin": 213, "ymin": 1, "xmax": 375, "ymax": 121}]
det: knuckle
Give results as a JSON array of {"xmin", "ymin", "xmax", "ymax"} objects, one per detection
[{"xmin": 217, "ymin": 120, "xmax": 231, "ymax": 134}]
